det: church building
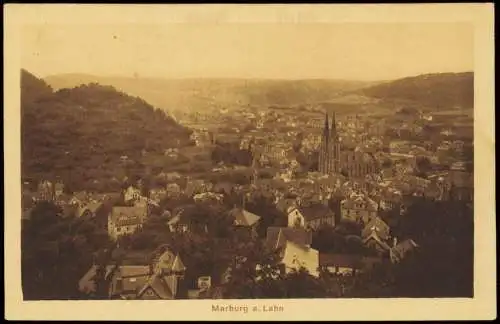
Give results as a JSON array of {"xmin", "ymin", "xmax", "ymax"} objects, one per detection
[{"xmin": 318, "ymin": 112, "xmax": 378, "ymax": 179}]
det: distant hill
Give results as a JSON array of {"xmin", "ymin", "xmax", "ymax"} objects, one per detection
[
  {"xmin": 45, "ymin": 72, "xmax": 474, "ymax": 114},
  {"xmin": 44, "ymin": 74, "xmax": 377, "ymax": 113},
  {"xmin": 21, "ymin": 69, "xmax": 192, "ymax": 190},
  {"xmin": 21, "ymin": 69, "xmax": 53, "ymax": 106},
  {"xmin": 357, "ymin": 72, "xmax": 474, "ymax": 110}
]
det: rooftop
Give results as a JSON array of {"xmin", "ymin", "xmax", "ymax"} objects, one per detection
[
  {"xmin": 110, "ymin": 206, "xmax": 146, "ymax": 226},
  {"xmin": 266, "ymin": 227, "xmax": 313, "ymax": 250},
  {"xmin": 230, "ymin": 208, "xmax": 261, "ymax": 227},
  {"xmin": 297, "ymin": 203, "xmax": 334, "ymax": 221},
  {"xmin": 362, "ymin": 217, "xmax": 390, "ymax": 240}
]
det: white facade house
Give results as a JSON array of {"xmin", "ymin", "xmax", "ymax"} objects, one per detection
[
  {"xmin": 281, "ymin": 241, "xmax": 320, "ymax": 277},
  {"xmin": 124, "ymin": 186, "xmax": 142, "ymax": 203},
  {"xmin": 287, "ymin": 204, "xmax": 336, "ymax": 230},
  {"xmin": 108, "ymin": 206, "xmax": 147, "ymax": 240}
]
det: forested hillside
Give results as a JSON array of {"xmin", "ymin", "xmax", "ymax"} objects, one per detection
[
  {"xmin": 21, "ymin": 69, "xmax": 192, "ymax": 190},
  {"xmin": 358, "ymin": 72, "xmax": 473, "ymax": 109}
]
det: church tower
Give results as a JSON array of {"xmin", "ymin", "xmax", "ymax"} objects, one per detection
[
  {"xmin": 329, "ymin": 112, "xmax": 341, "ymax": 173},
  {"xmin": 318, "ymin": 112, "xmax": 330, "ymax": 174}
]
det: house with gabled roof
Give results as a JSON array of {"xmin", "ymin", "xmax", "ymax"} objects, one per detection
[
  {"xmin": 361, "ymin": 216, "xmax": 391, "ymax": 254},
  {"xmin": 77, "ymin": 201, "xmax": 103, "ymax": 219},
  {"xmin": 166, "ymin": 204, "xmax": 208, "ymax": 234},
  {"xmin": 264, "ymin": 226, "xmax": 318, "ymax": 278},
  {"xmin": 281, "ymin": 241, "xmax": 320, "ymax": 277},
  {"xmin": 230, "ymin": 208, "xmax": 261, "ymax": 227},
  {"xmin": 361, "ymin": 216, "xmax": 390, "ymax": 240},
  {"xmin": 78, "ymin": 247, "xmax": 187, "ymax": 300},
  {"xmin": 266, "ymin": 227, "xmax": 313, "ymax": 250},
  {"xmin": 229, "ymin": 207, "xmax": 261, "ymax": 237},
  {"xmin": 286, "ymin": 203, "xmax": 336, "ymax": 230},
  {"xmin": 167, "ymin": 211, "xmax": 207, "ymax": 234},
  {"xmin": 340, "ymin": 193, "xmax": 378, "ymax": 225},
  {"xmin": 108, "ymin": 205, "xmax": 147, "ymax": 240},
  {"xmin": 376, "ymin": 187, "xmax": 403, "ymax": 212},
  {"xmin": 390, "ymin": 238, "xmax": 418, "ymax": 264},
  {"xmin": 124, "ymin": 185, "xmax": 142, "ymax": 203},
  {"xmin": 136, "ymin": 249, "xmax": 187, "ymax": 300}
]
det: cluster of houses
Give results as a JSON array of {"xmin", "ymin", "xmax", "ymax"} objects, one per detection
[
  {"xmin": 23, "ymin": 111, "xmax": 471, "ymax": 298},
  {"xmin": 78, "ymin": 245, "xmax": 194, "ymax": 299},
  {"xmin": 21, "ymin": 180, "xmax": 121, "ymax": 222},
  {"xmin": 261, "ymin": 188, "xmax": 419, "ymax": 279},
  {"xmin": 25, "ymin": 176, "xmax": 416, "ymax": 297}
]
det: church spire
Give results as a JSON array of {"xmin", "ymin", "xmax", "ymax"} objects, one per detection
[
  {"xmin": 323, "ymin": 111, "xmax": 330, "ymax": 136},
  {"xmin": 330, "ymin": 111, "xmax": 338, "ymax": 140}
]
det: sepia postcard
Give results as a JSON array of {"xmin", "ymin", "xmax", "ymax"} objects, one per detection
[{"xmin": 4, "ymin": 3, "xmax": 496, "ymax": 321}]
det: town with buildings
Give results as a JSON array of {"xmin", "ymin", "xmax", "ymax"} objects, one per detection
[
  {"xmin": 18, "ymin": 19, "xmax": 476, "ymax": 301},
  {"xmin": 21, "ymin": 87, "xmax": 474, "ymax": 299}
]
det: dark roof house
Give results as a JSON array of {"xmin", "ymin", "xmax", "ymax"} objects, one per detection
[
  {"xmin": 390, "ymin": 239, "xmax": 418, "ymax": 263},
  {"xmin": 229, "ymin": 208, "xmax": 261, "ymax": 227},
  {"xmin": 296, "ymin": 203, "xmax": 335, "ymax": 223},
  {"xmin": 266, "ymin": 227, "xmax": 313, "ymax": 250},
  {"xmin": 78, "ymin": 248, "xmax": 187, "ymax": 300}
]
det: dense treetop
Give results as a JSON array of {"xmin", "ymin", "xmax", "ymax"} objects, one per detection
[{"xmin": 21, "ymin": 69, "xmax": 192, "ymax": 188}]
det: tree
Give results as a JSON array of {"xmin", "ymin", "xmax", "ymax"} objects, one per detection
[
  {"xmin": 348, "ymin": 197, "xmax": 474, "ymax": 298},
  {"xmin": 91, "ymin": 245, "xmax": 123, "ymax": 299},
  {"xmin": 22, "ymin": 201, "xmax": 113, "ymax": 300},
  {"xmin": 221, "ymin": 240, "xmax": 284, "ymax": 299},
  {"xmin": 21, "ymin": 71, "xmax": 192, "ymax": 193},
  {"xmin": 282, "ymin": 268, "xmax": 330, "ymax": 298}
]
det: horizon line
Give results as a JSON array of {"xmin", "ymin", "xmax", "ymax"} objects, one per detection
[{"xmin": 23, "ymin": 68, "xmax": 474, "ymax": 83}]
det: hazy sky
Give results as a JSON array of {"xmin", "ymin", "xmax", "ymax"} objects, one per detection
[{"xmin": 21, "ymin": 23, "xmax": 473, "ymax": 81}]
